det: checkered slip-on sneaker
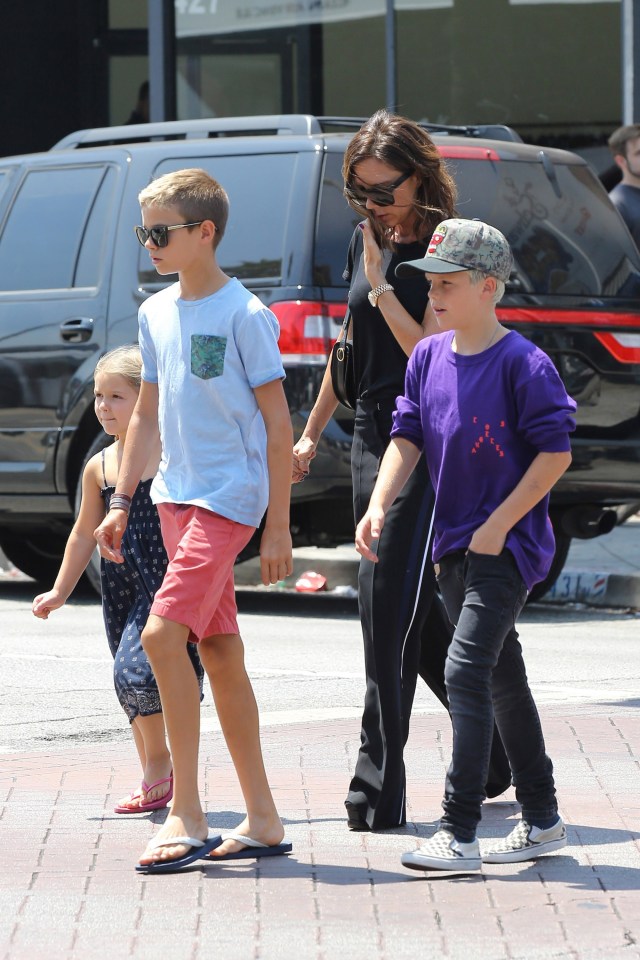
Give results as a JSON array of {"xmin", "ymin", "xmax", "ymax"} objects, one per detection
[
  {"xmin": 401, "ymin": 829, "xmax": 481, "ymax": 872},
  {"xmin": 481, "ymin": 817, "xmax": 567, "ymax": 864}
]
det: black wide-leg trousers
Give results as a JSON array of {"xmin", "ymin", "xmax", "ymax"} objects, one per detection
[{"xmin": 345, "ymin": 399, "xmax": 510, "ymax": 830}]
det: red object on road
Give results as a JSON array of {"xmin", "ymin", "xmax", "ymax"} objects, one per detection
[{"xmin": 295, "ymin": 570, "xmax": 327, "ymax": 592}]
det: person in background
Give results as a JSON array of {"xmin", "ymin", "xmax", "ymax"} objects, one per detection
[
  {"xmin": 126, "ymin": 81, "xmax": 149, "ymax": 125},
  {"xmin": 293, "ymin": 111, "xmax": 510, "ymax": 833},
  {"xmin": 608, "ymin": 123, "xmax": 640, "ymax": 246}
]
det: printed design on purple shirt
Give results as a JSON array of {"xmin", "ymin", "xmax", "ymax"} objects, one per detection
[{"xmin": 471, "ymin": 416, "xmax": 506, "ymax": 459}]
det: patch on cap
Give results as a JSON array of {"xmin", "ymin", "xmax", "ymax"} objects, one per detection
[{"xmin": 428, "ymin": 223, "xmax": 448, "ymax": 255}]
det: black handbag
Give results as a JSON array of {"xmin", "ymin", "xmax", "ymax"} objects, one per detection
[{"xmin": 330, "ymin": 309, "xmax": 356, "ymax": 410}]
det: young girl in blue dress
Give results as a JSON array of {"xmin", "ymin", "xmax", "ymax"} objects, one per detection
[{"xmin": 32, "ymin": 345, "xmax": 203, "ymax": 813}]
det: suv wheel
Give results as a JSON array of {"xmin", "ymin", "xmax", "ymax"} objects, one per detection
[{"xmin": 0, "ymin": 532, "xmax": 67, "ymax": 584}]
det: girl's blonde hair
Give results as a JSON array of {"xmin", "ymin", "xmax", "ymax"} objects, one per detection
[{"xmin": 94, "ymin": 344, "xmax": 142, "ymax": 390}]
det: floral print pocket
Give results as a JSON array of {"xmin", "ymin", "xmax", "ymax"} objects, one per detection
[{"xmin": 191, "ymin": 334, "xmax": 226, "ymax": 380}]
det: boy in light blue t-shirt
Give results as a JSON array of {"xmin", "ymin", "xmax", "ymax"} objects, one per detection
[{"xmin": 96, "ymin": 168, "xmax": 294, "ymax": 873}]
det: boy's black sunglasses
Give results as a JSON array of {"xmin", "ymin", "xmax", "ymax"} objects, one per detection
[
  {"xmin": 343, "ymin": 171, "xmax": 412, "ymax": 208},
  {"xmin": 134, "ymin": 221, "xmax": 204, "ymax": 248}
]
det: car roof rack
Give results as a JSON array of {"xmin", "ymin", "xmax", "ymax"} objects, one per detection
[
  {"xmin": 316, "ymin": 117, "xmax": 522, "ymax": 142},
  {"xmin": 51, "ymin": 114, "xmax": 522, "ymax": 151},
  {"xmin": 417, "ymin": 121, "xmax": 522, "ymax": 143},
  {"xmin": 51, "ymin": 115, "xmax": 326, "ymax": 150}
]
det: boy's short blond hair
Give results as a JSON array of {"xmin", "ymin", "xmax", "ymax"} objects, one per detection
[
  {"xmin": 468, "ymin": 269, "xmax": 506, "ymax": 304},
  {"xmin": 138, "ymin": 168, "xmax": 229, "ymax": 248}
]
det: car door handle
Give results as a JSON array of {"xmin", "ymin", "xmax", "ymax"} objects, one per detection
[{"xmin": 60, "ymin": 317, "xmax": 94, "ymax": 342}]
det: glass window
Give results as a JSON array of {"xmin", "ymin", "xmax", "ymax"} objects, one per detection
[
  {"xmin": 177, "ymin": 52, "xmax": 283, "ymax": 119},
  {"xmin": 75, "ymin": 167, "xmax": 118, "ymax": 288},
  {"xmin": 319, "ymin": 1, "xmax": 620, "ymax": 160},
  {"xmin": 138, "ymin": 153, "xmax": 297, "ymax": 284},
  {"xmin": 0, "ymin": 167, "xmax": 108, "ymax": 292},
  {"xmin": 314, "ymin": 152, "xmax": 359, "ymax": 288},
  {"xmin": 109, "ymin": 0, "xmax": 146, "ymax": 29},
  {"xmin": 110, "ymin": 57, "xmax": 148, "ymax": 126}
]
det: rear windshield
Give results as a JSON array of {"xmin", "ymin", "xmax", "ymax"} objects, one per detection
[
  {"xmin": 314, "ymin": 151, "xmax": 360, "ymax": 288},
  {"xmin": 449, "ymin": 156, "xmax": 640, "ymax": 299},
  {"xmin": 315, "ymin": 150, "xmax": 640, "ymax": 299}
]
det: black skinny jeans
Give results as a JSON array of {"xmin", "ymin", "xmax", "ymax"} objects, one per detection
[{"xmin": 437, "ymin": 549, "xmax": 558, "ymax": 841}]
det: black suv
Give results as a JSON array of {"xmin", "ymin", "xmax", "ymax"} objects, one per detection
[{"xmin": 0, "ymin": 115, "xmax": 638, "ymax": 597}]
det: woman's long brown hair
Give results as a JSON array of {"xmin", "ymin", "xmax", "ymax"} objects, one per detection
[{"xmin": 342, "ymin": 109, "xmax": 458, "ymax": 249}]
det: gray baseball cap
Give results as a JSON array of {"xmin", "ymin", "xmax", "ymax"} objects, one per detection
[{"xmin": 395, "ymin": 218, "xmax": 513, "ymax": 283}]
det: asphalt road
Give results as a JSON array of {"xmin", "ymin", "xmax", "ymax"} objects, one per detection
[{"xmin": 1, "ymin": 579, "xmax": 638, "ymax": 755}]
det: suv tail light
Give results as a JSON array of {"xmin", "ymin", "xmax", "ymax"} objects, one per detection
[
  {"xmin": 438, "ymin": 145, "xmax": 501, "ymax": 161},
  {"xmin": 271, "ymin": 300, "xmax": 347, "ymax": 364},
  {"xmin": 497, "ymin": 307, "xmax": 640, "ymax": 364},
  {"xmin": 593, "ymin": 332, "xmax": 640, "ymax": 364}
]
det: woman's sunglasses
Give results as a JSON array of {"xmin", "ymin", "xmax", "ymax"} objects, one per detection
[
  {"xmin": 134, "ymin": 221, "xmax": 204, "ymax": 247},
  {"xmin": 343, "ymin": 171, "xmax": 412, "ymax": 208}
]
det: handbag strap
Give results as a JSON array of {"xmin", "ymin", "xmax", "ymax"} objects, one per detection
[{"xmin": 337, "ymin": 308, "xmax": 351, "ymax": 347}]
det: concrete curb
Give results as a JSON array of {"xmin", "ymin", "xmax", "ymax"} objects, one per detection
[
  {"xmin": 540, "ymin": 569, "xmax": 640, "ymax": 609},
  {"xmin": 236, "ymin": 519, "xmax": 640, "ymax": 610}
]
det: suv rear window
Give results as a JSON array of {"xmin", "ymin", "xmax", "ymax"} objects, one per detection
[
  {"xmin": 314, "ymin": 151, "xmax": 359, "ymax": 288},
  {"xmin": 450, "ymin": 156, "xmax": 640, "ymax": 298},
  {"xmin": 139, "ymin": 153, "xmax": 298, "ymax": 285}
]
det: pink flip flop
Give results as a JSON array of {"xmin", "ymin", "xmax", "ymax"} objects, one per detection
[
  {"xmin": 139, "ymin": 773, "xmax": 173, "ymax": 812},
  {"xmin": 114, "ymin": 788, "xmax": 145, "ymax": 815},
  {"xmin": 113, "ymin": 772, "xmax": 173, "ymax": 814}
]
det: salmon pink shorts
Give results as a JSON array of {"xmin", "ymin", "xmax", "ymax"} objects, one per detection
[{"xmin": 151, "ymin": 503, "xmax": 255, "ymax": 642}]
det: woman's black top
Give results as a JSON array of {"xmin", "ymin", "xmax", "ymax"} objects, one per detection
[{"xmin": 343, "ymin": 225, "xmax": 429, "ymax": 404}]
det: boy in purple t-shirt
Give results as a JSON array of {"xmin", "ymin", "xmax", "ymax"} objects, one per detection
[{"xmin": 355, "ymin": 219, "xmax": 576, "ymax": 873}]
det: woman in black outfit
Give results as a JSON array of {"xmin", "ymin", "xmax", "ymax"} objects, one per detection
[{"xmin": 293, "ymin": 111, "xmax": 509, "ymax": 831}]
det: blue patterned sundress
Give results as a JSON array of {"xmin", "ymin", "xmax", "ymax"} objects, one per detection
[{"xmin": 99, "ymin": 449, "xmax": 204, "ymax": 720}]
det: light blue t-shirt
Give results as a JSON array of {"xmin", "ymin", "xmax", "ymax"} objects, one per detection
[{"xmin": 138, "ymin": 277, "xmax": 285, "ymax": 528}]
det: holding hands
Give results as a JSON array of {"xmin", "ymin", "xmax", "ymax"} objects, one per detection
[
  {"xmin": 292, "ymin": 435, "xmax": 316, "ymax": 483},
  {"xmin": 94, "ymin": 509, "xmax": 128, "ymax": 564}
]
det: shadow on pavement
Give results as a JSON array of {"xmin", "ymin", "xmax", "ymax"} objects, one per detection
[{"xmin": 237, "ymin": 588, "xmax": 359, "ymax": 618}]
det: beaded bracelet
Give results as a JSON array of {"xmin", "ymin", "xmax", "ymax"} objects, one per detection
[{"xmin": 109, "ymin": 493, "xmax": 132, "ymax": 514}]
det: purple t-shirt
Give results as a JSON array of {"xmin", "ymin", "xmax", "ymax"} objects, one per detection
[{"xmin": 391, "ymin": 330, "xmax": 576, "ymax": 591}]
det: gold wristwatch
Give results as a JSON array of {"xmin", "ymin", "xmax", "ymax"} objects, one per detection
[{"xmin": 368, "ymin": 282, "xmax": 394, "ymax": 308}]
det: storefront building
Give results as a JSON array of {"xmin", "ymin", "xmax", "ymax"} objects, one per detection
[{"xmin": 1, "ymin": 0, "xmax": 633, "ymax": 175}]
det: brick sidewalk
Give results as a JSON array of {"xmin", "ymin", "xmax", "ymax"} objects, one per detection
[{"xmin": 1, "ymin": 709, "xmax": 639, "ymax": 960}]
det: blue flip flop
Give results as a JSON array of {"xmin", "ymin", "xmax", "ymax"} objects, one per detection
[
  {"xmin": 201, "ymin": 831, "xmax": 292, "ymax": 862},
  {"xmin": 135, "ymin": 830, "xmax": 222, "ymax": 874}
]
